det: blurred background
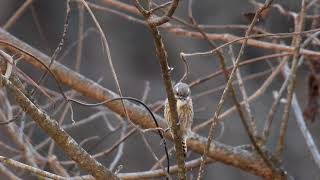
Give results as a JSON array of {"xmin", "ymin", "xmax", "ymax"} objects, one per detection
[{"xmin": 0, "ymin": 0, "xmax": 320, "ymax": 179}]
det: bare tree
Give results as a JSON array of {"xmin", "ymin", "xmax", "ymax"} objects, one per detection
[{"xmin": 0, "ymin": 0, "xmax": 319, "ymax": 179}]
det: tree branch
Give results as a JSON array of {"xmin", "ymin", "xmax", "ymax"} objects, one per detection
[
  {"xmin": 0, "ymin": 74, "xmax": 118, "ymax": 179},
  {"xmin": 0, "ymin": 27, "xmax": 281, "ymax": 179}
]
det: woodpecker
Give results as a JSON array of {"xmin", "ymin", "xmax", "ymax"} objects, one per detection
[{"xmin": 164, "ymin": 82, "xmax": 194, "ymax": 156}]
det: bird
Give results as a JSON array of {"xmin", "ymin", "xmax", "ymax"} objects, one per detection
[{"xmin": 164, "ymin": 82, "xmax": 194, "ymax": 156}]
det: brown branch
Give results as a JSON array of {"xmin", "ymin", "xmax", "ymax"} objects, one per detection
[
  {"xmin": 146, "ymin": 0, "xmax": 180, "ymax": 26},
  {"xmin": 180, "ymin": 4, "xmax": 264, "ymax": 178},
  {"xmin": 117, "ymin": 157, "xmax": 212, "ymax": 180},
  {"xmin": 251, "ymin": 1, "xmax": 320, "ymax": 20},
  {"xmin": 133, "ymin": 0, "xmax": 186, "ymax": 179},
  {"xmin": 189, "ymin": 52, "xmax": 293, "ymax": 87},
  {"xmin": 0, "ymin": 27, "xmax": 284, "ymax": 179},
  {"xmin": 0, "ymin": 88, "xmax": 41, "ymax": 172},
  {"xmin": 282, "ymin": 64, "xmax": 320, "ymax": 169},
  {"xmin": 168, "ymin": 28, "xmax": 320, "ymax": 59},
  {"xmin": 262, "ymin": 69, "xmax": 289, "ymax": 143},
  {"xmin": 276, "ymin": 0, "xmax": 308, "ymax": 157},
  {"xmin": 198, "ymin": 0, "xmax": 278, "ymax": 178},
  {"xmin": 193, "ymin": 69, "xmax": 271, "ymax": 100},
  {"xmin": 3, "ymin": 0, "xmax": 34, "ymax": 30},
  {"xmin": 148, "ymin": 53, "xmax": 290, "ymax": 115},
  {"xmin": 0, "ymin": 75, "xmax": 118, "ymax": 179},
  {"xmin": 32, "ymin": 0, "xmax": 71, "ymax": 97},
  {"xmin": 96, "ymin": 0, "xmax": 320, "ymax": 59},
  {"xmin": 229, "ymin": 45, "xmax": 256, "ymax": 136},
  {"xmin": 147, "ymin": 25, "xmax": 187, "ymax": 179},
  {"xmin": 0, "ymin": 163, "xmax": 22, "ymax": 180},
  {"xmin": 0, "ymin": 155, "xmax": 66, "ymax": 180},
  {"xmin": 193, "ymin": 59, "xmax": 287, "ymax": 132}
]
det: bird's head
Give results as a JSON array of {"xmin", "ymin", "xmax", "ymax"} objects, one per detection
[{"xmin": 173, "ymin": 82, "xmax": 191, "ymax": 105}]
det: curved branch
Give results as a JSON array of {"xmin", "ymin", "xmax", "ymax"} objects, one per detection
[
  {"xmin": 0, "ymin": 75, "xmax": 118, "ymax": 179},
  {"xmin": 97, "ymin": 0, "xmax": 320, "ymax": 59},
  {"xmin": 0, "ymin": 27, "xmax": 279, "ymax": 180}
]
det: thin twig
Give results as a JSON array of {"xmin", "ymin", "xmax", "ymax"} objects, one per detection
[
  {"xmin": 229, "ymin": 45, "xmax": 256, "ymax": 136},
  {"xmin": 0, "ymin": 75, "xmax": 119, "ymax": 180},
  {"xmin": 0, "ymin": 163, "xmax": 22, "ymax": 180},
  {"xmin": 197, "ymin": 1, "xmax": 277, "ymax": 179},
  {"xmin": 276, "ymin": 0, "xmax": 307, "ymax": 157},
  {"xmin": 31, "ymin": 0, "xmax": 71, "ymax": 97},
  {"xmin": 97, "ymin": 0, "xmax": 320, "ymax": 59},
  {"xmin": 193, "ymin": 59, "xmax": 287, "ymax": 132},
  {"xmin": 118, "ymin": 157, "xmax": 212, "ymax": 180},
  {"xmin": 3, "ymin": 0, "xmax": 34, "ymax": 30},
  {"xmin": 62, "ymin": 111, "xmax": 109, "ymax": 129},
  {"xmin": 140, "ymin": 80, "xmax": 171, "ymax": 179},
  {"xmin": 262, "ymin": 71, "xmax": 289, "ymax": 143},
  {"xmin": 189, "ymin": 53, "xmax": 293, "ymax": 88},
  {"xmin": 139, "ymin": 130, "xmax": 172, "ymax": 180},
  {"xmin": 0, "ymin": 155, "xmax": 66, "ymax": 180},
  {"xmin": 193, "ymin": 69, "xmax": 272, "ymax": 100},
  {"xmin": 282, "ymin": 63, "xmax": 320, "ymax": 169},
  {"xmin": 0, "ymin": 28, "xmax": 287, "ymax": 179},
  {"xmin": 75, "ymin": 2, "xmax": 84, "ymax": 72},
  {"xmin": 109, "ymin": 123, "xmax": 127, "ymax": 171}
]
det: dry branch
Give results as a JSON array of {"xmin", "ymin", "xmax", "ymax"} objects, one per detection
[
  {"xmin": 0, "ymin": 155, "xmax": 66, "ymax": 180},
  {"xmin": 0, "ymin": 54, "xmax": 118, "ymax": 180},
  {"xmin": 96, "ymin": 0, "xmax": 320, "ymax": 59},
  {"xmin": 0, "ymin": 27, "xmax": 280, "ymax": 179}
]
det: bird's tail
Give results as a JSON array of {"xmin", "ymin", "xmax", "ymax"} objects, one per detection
[{"xmin": 182, "ymin": 138, "xmax": 187, "ymax": 157}]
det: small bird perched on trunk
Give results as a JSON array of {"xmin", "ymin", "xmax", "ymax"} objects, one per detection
[{"xmin": 164, "ymin": 82, "xmax": 194, "ymax": 156}]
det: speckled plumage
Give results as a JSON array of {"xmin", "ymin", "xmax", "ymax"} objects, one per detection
[{"xmin": 164, "ymin": 82, "xmax": 193, "ymax": 155}]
